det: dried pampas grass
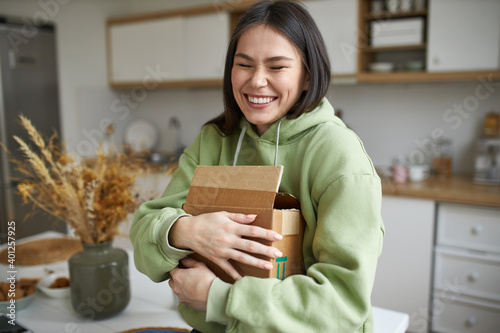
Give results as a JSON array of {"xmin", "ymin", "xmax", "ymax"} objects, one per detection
[{"xmin": 8, "ymin": 115, "xmax": 152, "ymax": 244}]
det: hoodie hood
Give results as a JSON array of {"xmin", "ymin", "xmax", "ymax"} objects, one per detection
[
  {"xmin": 233, "ymin": 98, "xmax": 344, "ymax": 166},
  {"xmin": 238, "ymin": 98, "xmax": 342, "ymax": 144}
]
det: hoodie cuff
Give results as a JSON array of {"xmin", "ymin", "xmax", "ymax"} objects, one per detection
[
  {"xmin": 157, "ymin": 213, "xmax": 193, "ymax": 263},
  {"xmin": 206, "ymin": 278, "xmax": 232, "ymax": 325}
]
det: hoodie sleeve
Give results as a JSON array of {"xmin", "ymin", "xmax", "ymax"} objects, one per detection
[
  {"xmin": 129, "ymin": 145, "xmax": 199, "ymax": 282},
  {"xmin": 205, "ymin": 174, "xmax": 384, "ymax": 332}
]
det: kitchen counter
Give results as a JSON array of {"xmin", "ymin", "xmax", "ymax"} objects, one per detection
[
  {"xmin": 381, "ymin": 174, "xmax": 500, "ymax": 207},
  {"xmin": 3, "ymin": 232, "xmax": 409, "ymax": 333}
]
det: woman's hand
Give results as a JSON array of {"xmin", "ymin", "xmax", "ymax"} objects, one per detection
[
  {"xmin": 169, "ymin": 211, "xmax": 283, "ymax": 281},
  {"xmin": 169, "ymin": 257, "xmax": 215, "ymax": 312}
]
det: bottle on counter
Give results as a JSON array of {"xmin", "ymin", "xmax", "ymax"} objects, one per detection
[{"xmin": 432, "ymin": 137, "xmax": 452, "ymax": 178}]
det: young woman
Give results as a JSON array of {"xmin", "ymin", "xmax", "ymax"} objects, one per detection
[{"xmin": 130, "ymin": 1, "xmax": 384, "ymax": 332}]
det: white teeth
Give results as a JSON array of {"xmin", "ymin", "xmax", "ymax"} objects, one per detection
[{"xmin": 248, "ymin": 96, "xmax": 274, "ymax": 104}]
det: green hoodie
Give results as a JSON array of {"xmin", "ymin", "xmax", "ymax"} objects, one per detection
[{"xmin": 130, "ymin": 98, "xmax": 384, "ymax": 333}]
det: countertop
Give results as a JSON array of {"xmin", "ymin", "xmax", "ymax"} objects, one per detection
[
  {"xmin": 380, "ymin": 174, "xmax": 500, "ymax": 208},
  {"xmin": 2, "ymin": 232, "xmax": 409, "ymax": 333}
]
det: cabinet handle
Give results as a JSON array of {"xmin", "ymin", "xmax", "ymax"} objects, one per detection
[
  {"xmin": 465, "ymin": 316, "xmax": 476, "ymax": 327},
  {"xmin": 468, "ymin": 271, "xmax": 480, "ymax": 282},
  {"xmin": 471, "ymin": 224, "xmax": 483, "ymax": 235}
]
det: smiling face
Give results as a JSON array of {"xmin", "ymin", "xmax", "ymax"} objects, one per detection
[{"xmin": 231, "ymin": 24, "xmax": 309, "ymax": 136}]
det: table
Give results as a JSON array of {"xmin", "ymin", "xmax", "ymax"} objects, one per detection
[{"xmin": 1, "ymin": 232, "xmax": 409, "ymax": 333}]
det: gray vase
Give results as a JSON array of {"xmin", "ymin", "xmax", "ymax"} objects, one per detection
[{"xmin": 69, "ymin": 241, "xmax": 130, "ymax": 320}]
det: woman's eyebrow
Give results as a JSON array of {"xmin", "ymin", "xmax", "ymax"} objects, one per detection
[{"xmin": 234, "ymin": 53, "xmax": 294, "ymax": 63}]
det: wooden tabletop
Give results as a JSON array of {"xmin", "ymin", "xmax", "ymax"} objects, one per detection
[{"xmin": 380, "ymin": 174, "xmax": 500, "ymax": 208}]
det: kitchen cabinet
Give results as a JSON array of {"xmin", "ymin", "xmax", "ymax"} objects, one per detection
[
  {"xmin": 184, "ymin": 12, "xmax": 228, "ymax": 80},
  {"xmin": 372, "ymin": 196, "xmax": 435, "ymax": 333},
  {"xmin": 109, "ymin": 17, "xmax": 184, "ymax": 83},
  {"xmin": 432, "ymin": 203, "xmax": 500, "ymax": 333},
  {"xmin": 356, "ymin": 0, "xmax": 500, "ymax": 83},
  {"xmin": 107, "ymin": 11, "xmax": 229, "ymax": 88},
  {"xmin": 306, "ymin": 0, "xmax": 358, "ymax": 76},
  {"xmin": 427, "ymin": 0, "xmax": 500, "ymax": 72}
]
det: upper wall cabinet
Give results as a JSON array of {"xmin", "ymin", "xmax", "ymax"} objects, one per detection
[
  {"xmin": 427, "ymin": 0, "xmax": 500, "ymax": 72},
  {"xmin": 184, "ymin": 13, "xmax": 228, "ymax": 80},
  {"xmin": 107, "ymin": 11, "xmax": 229, "ymax": 88},
  {"xmin": 109, "ymin": 18, "xmax": 184, "ymax": 83},
  {"xmin": 306, "ymin": 0, "xmax": 358, "ymax": 76}
]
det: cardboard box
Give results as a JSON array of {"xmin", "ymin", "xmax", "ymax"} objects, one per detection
[
  {"xmin": 183, "ymin": 165, "xmax": 305, "ymax": 283},
  {"xmin": 371, "ymin": 17, "xmax": 424, "ymax": 47}
]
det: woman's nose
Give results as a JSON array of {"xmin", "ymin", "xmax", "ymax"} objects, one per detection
[{"xmin": 250, "ymin": 67, "xmax": 267, "ymax": 87}]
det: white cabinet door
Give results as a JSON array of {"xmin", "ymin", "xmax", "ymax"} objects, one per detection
[
  {"xmin": 109, "ymin": 17, "xmax": 184, "ymax": 83},
  {"xmin": 427, "ymin": 0, "xmax": 500, "ymax": 72},
  {"xmin": 185, "ymin": 12, "xmax": 229, "ymax": 80},
  {"xmin": 371, "ymin": 196, "xmax": 435, "ymax": 333},
  {"xmin": 306, "ymin": 0, "xmax": 358, "ymax": 75}
]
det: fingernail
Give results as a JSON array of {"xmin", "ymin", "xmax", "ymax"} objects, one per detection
[
  {"xmin": 274, "ymin": 250, "xmax": 283, "ymax": 258},
  {"xmin": 247, "ymin": 214, "xmax": 257, "ymax": 219},
  {"xmin": 274, "ymin": 233, "xmax": 283, "ymax": 240},
  {"xmin": 264, "ymin": 263, "xmax": 273, "ymax": 270}
]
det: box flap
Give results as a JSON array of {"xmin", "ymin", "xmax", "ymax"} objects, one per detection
[
  {"xmin": 189, "ymin": 165, "xmax": 283, "ymax": 192},
  {"xmin": 185, "ymin": 166, "xmax": 284, "ymax": 209},
  {"xmin": 185, "ymin": 187, "xmax": 277, "ymax": 209}
]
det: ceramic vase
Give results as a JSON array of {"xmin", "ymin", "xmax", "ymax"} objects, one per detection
[{"xmin": 68, "ymin": 241, "xmax": 130, "ymax": 320}]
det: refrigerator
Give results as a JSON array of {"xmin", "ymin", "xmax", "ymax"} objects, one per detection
[{"xmin": 0, "ymin": 18, "xmax": 66, "ymax": 243}]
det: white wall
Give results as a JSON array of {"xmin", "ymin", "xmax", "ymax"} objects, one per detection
[{"xmin": 1, "ymin": 0, "xmax": 499, "ymax": 174}]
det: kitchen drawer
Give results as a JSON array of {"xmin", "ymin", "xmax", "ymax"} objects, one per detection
[
  {"xmin": 432, "ymin": 294, "xmax": 500, "ymax": 333},
  {"xmin": 437, "ymin": 203, "xmax": 500, "ymax": 254},
  {"xmin": 434, "ymin": 246, "xmax": 500, "ymax": 303}
]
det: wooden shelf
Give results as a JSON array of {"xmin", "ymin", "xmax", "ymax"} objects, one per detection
[
  {"xmin": 365, "ymin": 9, "xmax": 428, "ymax": 21},
  {"xmin": 110, "ymin": 79, "xmax": 223, "ymax": 89},
  {"xmin": 357, "ymin": 70, "xmax": 500, "ymax": 83},
  {"xmin": 363, "ymin": 44, "xmax": 427, "ymax": 53}
]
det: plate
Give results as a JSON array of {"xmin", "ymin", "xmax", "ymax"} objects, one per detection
[{"xmin": 123, "ymin": 120, "xmax": 159, "ymax": 153}]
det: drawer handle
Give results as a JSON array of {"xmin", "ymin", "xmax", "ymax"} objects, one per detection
[
  {"xmin": 468, "ymin": 271, "xmax": 480, "ymax": 282},
  {"xmin": 471, "ymin": 224, "xmax": 483, "ymax": 235},
  {"xmin": 465, "ymin": 316, "xmax": 476, "ymax": 327}
]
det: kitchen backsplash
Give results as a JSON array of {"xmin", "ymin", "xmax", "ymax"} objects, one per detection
[{"xmin": 76, "ymin": 79, "xmax": 500, "ymax": 176}]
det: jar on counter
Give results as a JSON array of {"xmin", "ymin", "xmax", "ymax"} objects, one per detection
[
  {"xmin": 483, "ymin": 111, "xmax": 499, "ymax": 138},
  {"xmin": 432, "ymin": 138, "xmax": 452, "ymax": 178},
  {"xmin": 392, "ymin": 155, "xmax": 409, "ymax": 183}
]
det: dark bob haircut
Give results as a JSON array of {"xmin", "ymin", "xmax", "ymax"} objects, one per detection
[{"xmin": 207, "ymin": 0, "xmax": 331, "ymax": 135}]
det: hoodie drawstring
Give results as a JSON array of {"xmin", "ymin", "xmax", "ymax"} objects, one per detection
[
  {"xmin": 233, "ymin": 120, "xmax": 282, "ymax": 166},
  {"xmin": 274, "ymin": 120, "xmax": 281, "ymax": 166},
  {"xmin": 233, "ymin": 122, "xmax": 248, "ymax": 166}
]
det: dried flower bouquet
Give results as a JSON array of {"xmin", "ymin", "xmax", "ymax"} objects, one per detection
[{"xmin": 6, "ymin": 116, "xmax": 149, "ymax": 244}]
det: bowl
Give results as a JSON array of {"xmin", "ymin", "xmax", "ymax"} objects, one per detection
[
  {"xmin": 0, "ymin": 279, "xmax": 38, "ymax": 313},
  {"xmin": 405, "ymin": 61, "xmax": 424, "ymax": 72},
  {"xmin": 37, "ymin": 273, "xmax": 70, "ymax": 299},
  {"xmin": 369, "ymin": 62, "xmax": 395, "ymax": 72},
  {"xmin": 0, "ymin": 291, "xmax": 37, "ymax": 313}
]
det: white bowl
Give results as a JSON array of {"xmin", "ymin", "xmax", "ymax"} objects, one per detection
[
  {"xmin": 369, "ymin": 62, "xmax": 395, "ymax": 72},
  {"xmin": 37, "ymin": 273, "xmax": 70, "ymax": 299}
]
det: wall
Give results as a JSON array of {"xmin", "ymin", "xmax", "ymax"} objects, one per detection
[{"xmin": 1, "ymin": 0, "xmax": 499, "ymax": 175}]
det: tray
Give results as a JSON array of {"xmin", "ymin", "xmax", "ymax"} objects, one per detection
[{"xmin": 0, "ymin": 237, "xmax": 83, "ymax": 266}]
